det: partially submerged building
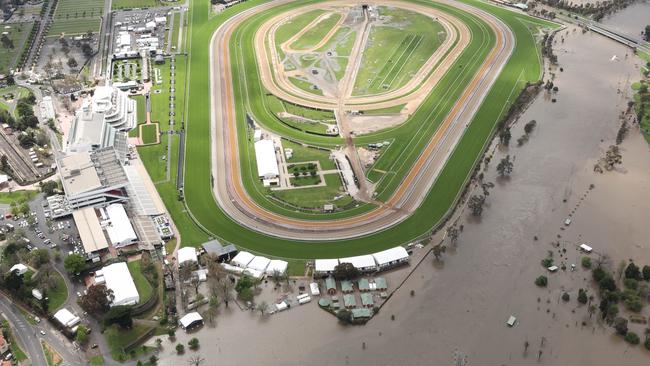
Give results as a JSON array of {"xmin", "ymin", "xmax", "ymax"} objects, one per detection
[{"xmin": 179, "ymin": 312, "xmax": 203, "ymax": 331}]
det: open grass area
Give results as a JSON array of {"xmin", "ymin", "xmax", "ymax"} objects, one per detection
[
  {"xmin": 353, "ymin": 6, "xmax": 446, "ymax": 96},
  {"xmin": 172, "ymin": 0, "xmax": 558, "ymax": 256},
  {"xmin": 141, "ymin": 124, "xmax": 158, "ymax": 144},
  {"xmin": 289, "ymin": 12, "xmax": 342, "ymax": 51},
  {"xmin": 282, "ymin": 139, "xmax": 336, "ymax": 170},
  {"xmin": 290, "ymin": 175, "xmax": 321, "ymax": 186},
  {"xmin": 48, "ymin": 271, "xmax": 68, "ymax": 311},
  {"xmin": 272, "ymin": 173, "xmax": 350, "ymax": 209},
  {"xmin": 89, "ymin": 355, "xmax": 105, "ymax": 365},
  {"xmin": 0, "ymin": 23, "xmax": 33, "ymax": 74},
  {"xmin": 105, "ymin": 324, "xmax": 155, "ymax": 361},
  {"xmin": 288, "ymin": 77, "xmax": 323, "ymax": 96},
  {"xmin": 275, "ymin": 9, "xmax": 325, "ymax": 46},
  {"xmin": 48, "ymin": 0, "xmax": 103, "ymax": 36},
  {"xmin": 112, "ymin": 0, "xmax": 161, "ymax": 10},
  {"xmin": 0, "ymin": 190, "xmax": 37, "ymax": 204},
  {"xmin": 128, "ymin": 96, "xmax": 147, "ymax": 137},
  {"xmin": 127, "ymin": 260, "xmax": 154, "ymax": 304}
]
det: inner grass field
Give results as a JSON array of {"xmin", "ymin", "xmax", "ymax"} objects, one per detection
[
  {"xmin": 112, "ymin": 0, "xmax": 161, "ymax": 10},
  {"xmin": 141, "ymin": 124, "xmax": 158, "ymax": 144},
  {"xmin": 168, "ymin": 0, "xmax": 557, "ymax": 258},
  {"xmin": 352, "ymin": 6, "xmax": 447, "ymax": 96},
  {"xmin": 289, "ymin": 12, "xmax": 342, "ymax": 51}
]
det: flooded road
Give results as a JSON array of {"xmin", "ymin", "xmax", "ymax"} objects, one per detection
[{"xmin": 156, "ymin": 13, "xmax": 650, "ymax": 366}]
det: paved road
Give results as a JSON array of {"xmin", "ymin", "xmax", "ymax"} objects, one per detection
[
  {"xmin": 206, "ymin": 0, "xmax": 515, "ymax": 240},
  {"xmin": 0, "ymin": 296, "xmax": 48, "ymax": 366}
]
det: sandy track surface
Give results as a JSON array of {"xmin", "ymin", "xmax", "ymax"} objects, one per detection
[{"xmin": 208, "ymin": 0, "xmax": 514, "ymax": 240}]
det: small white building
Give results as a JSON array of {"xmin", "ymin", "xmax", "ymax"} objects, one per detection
[
  {"xmin": 372, "ymin": 246, "xmax": 410, "ymax": 270},
  {"xmin": 179, "ymin": 312, "xmax": 203, "ymax": 331},
  {"xmin": 32, "ymin": 288, "xmax": 43, "ymax": 300},
  {"xmin": 53, "ymin": 308, "xmax": 81, "ymax": 329},
  {"xmin": 101, "ymin": 262, "xmax": 140, "ymax": 306},
  {"xmin": 231, "ymin": 251, "xmax": 254, "ymax": 268},
  {"xmin": 314, "ymin": 259, "xmax": 339, "ymax": 277},
  {"xmin": 9, "ymin": 263, "xmax": 28, "ymax": 276},
  {"xmin": 178, "ymin": 247, "xmax": 198, "ymax": 266}
]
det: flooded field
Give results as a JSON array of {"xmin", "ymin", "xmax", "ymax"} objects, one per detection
[
  {"xmin": 601, "ymin": 1, "xmax": 650, "ymax": 36},
  {"xmin": 156, "ymin": 14, "xmax": 650, "ymax": 366}
]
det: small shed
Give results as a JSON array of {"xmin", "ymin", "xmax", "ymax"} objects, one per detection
[
  {"xmin": 358, "ymin": 278, "xmax": 370, "ymax": 292},
  {"xmin": 351, "ymin": 308, "xmax": 372, "ymax": 319},
  {"xmin": 360, "ymin": 292, "xmax": 374, "ymax": 307},
  {"xmin": 579, "ymin": 244, "xmax": 593, "ymax": 253},
  {"xmin": 343, "ymin": 294, "xmax": 356, "ymax": 308},
  {"xmin": 325, "ymin": 276, "xmax": 336, "ymax": 295},
  {"xmin": 341, "ymin": 280, "xmax": 354, "ymax": 293}
]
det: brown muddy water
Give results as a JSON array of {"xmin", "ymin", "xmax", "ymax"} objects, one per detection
[{"xmin": 154, "ymin": 16, "xmax": 650, "ymax": 366}]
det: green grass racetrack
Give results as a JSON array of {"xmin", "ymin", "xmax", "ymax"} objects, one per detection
[{"xmin": 177, "ymin": 0, "xmax": 557, "ymax": 258}]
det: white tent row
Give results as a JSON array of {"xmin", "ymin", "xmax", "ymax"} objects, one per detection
[
  {"xmin": 230, "ymin": 251, "xmax": 288, "ymax": 277},
  {"xmin": 178, "ymin": 247, "xmax": 198, "ymax": 265},
  {"xmin": 314, "ymin": 246, "xmax": 410, "ymax": 275}
]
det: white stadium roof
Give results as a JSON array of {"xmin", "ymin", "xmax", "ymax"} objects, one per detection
[
  {"xmin": 102, "ymin": 262, "xmax": 140, "ymax": 306},
  {"xmin": 254, "ymin": 139, "xmax": 279, "ymax": 178},
  {"xmin": 73, "ymin": 207, "xmax": 109, "ymax": 253},
  {"xmin": 231, "ymin": 251, "xmax": 254, "ymax": 268},
  {"xmin": 314, "ymin": 259, "xmax": 339, "ymax": 273},
  {"xmin": 372, "ymin": 246, "xmax": 409, "ymax": 266},
  {"xmin": 178, "ymin": 247, "xmax": 198, "ymax": 265}
]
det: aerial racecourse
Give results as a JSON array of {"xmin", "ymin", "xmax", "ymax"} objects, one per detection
[{"xmin": 182, "ymin": 0, "xmax": 555, "ymax": 257}]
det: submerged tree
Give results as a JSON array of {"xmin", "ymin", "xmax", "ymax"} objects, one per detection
[{"xmin": 496, "ymin": 155, "xmax": 514, "ymax": 177}]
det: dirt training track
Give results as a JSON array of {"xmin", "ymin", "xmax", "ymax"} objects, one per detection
[{"xmin": 209, "ymin": 0, "xmax": 514, "ymax": 240}]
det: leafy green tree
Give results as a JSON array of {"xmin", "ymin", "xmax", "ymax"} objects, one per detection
[
  {"xmin": 581, "ymin": 257, "xmax": 591, "ymax": 269},
  {"xmin": 625, "ymin": 262, "xmax": 641, "ymax": 280},
  {"xmin": 63, "ymin": 254, "xmax": 85, "ymax": 274},
  {"xmin": 75, "ymin": 325, "xmax": 90, "ymax": 344},
  {"xmin": 235, "ymin": 275, "xmax": 253, "ymax": 294},
  {"xmin": 188, "ymin": 338, "xmax": 199, "ymax": 350},
  {"xmin": 577, "ymin": 288, "xmax": 588, "ymax": 304},
  {"xmin": 78, "ymin": 284, "xmax": 113, "ymax": 315},
  {"xmin": 613, "ymin": 317, "xmax": 628, "ymax": 335},
  {"xmin": 238, "ymin": 287, "xmax": 254, "ymax": 302},
  {"xmin": 175, "ymin": 343, "xmax": 184, "ymax": 354},
  {"xmin": 104, "ymin": 305, "xmax": 133, "ymax": 328},
  {"xmin": 535, "ymin": 276, "xmax": 547, "ymax": 287},
  {"xmin": 40, "ymin": 181, "xmax": 59, "ymax": 197},
  {"xmin": 592, "ymin": 267, "xmax": 607, "ymax": 282},
  {"xmin": 496, "ymin": 155, "xmax": 514, "ymax": 177},
  {"xmin": 644, "ymin": 336, "xmax": 650, "ymax": 350},
  {"xmin": 333, "ymin": 262, "xmax": 360, "ymax": 281},
  {"xmin": 599, "ymin": 276, "xmax": 616, "ymax": 292},
  {"xmin": 561, "ymin": 292, "xmax": 570, "ymax": 302},
  {"xmin": 468, "ymin": 194, "xmax": 486, "ymax": 216},
  {"xmin": 336, "ymin": 309, "xmax": 352, "ymax": 324},
  {"xmin": 625, "ymin": 331, "xmax": 640, "ymax": 345},
  {"xmin": 643, "ymin": 265, "xmax": 650, "ymax": 281}
]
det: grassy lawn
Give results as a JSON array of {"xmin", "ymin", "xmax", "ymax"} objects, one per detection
[
  {"xmin": 286, "ymin": 259, "xmax": 306, "ymax": 276},
  {"xmin": 2, "ymin": 320, "xmax": 27, "ymax": 361},
  {"xmin": 89, "ymin": 355, "xmax": 105, "ymax": 365},
  {"xmin": 0, "ymin": 23, "xmax": 33, "ymax": 74},
  {"xmin": 0, "ymin": 190, "xmax": 37, "ymax": 204},
  {"xmin": 279, "ymin": 116, "xmax": 330, "ymax": 134},
  {"xmin": 275, "ymin": 9, "xmax": 325, "ymax": 46},
  {"xmin": 112, "ymin": 0, "xmax": 161, "ymax": 9},
  {"xmin": 288, "ymin": 77, "xmax": 323, "ymax": 96},
  {"xmin": 127, "ymin": 260, "xmax": 154, "ymax": 304},
  {"xmin": 283, "ymin": 139, "xmax": 336, "ymax": 169},
  {"xmin": 48, "ymin": 271, "xmax": 68, "ymax": 312},
  {"xmin": 141, "ymin": 124, "xmax": 158, "ymax": 144},
  {"xmin": 290, "ymin": 175, "xmax": 321, "ymax": 186},
  {"xmin": 105, "ymin": 324, "xmax": 154, "ymax": 361},
  {"xmin": 363, "ymin": 104, "xmax": 405, "ymax": 115},
  {"xmin": 171, "ymin": 12, "xmax": 181, "ymax": 51},
  {"xmin": 352, "ymin": 6, "xmax": 446, "ymax": 96},
  {"xmin": 272, "ymin": 173, "xmax": 349, "ymax": 209},
  {"xmin": 289, "ymin": 12, "xmax": 342, "ymax": 51},
  {"xmin": 173, "ymin": 0, "xmax": 557, "ymax": 257}
]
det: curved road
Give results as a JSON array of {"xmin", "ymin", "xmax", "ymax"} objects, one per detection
[{"xmin": 208, "ymin": 0, "xmax": 514, "ymax": 240}]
